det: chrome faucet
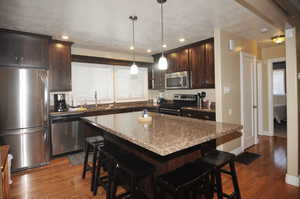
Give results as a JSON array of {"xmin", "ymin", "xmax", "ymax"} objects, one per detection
[{"xmin": 94, "ymin": 90, "xmax": 98, "ymax": 108}]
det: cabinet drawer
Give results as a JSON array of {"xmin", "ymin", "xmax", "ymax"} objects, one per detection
[{"xmin": 181, "ymin": 110, "xmax": 215, "ymax": 121}]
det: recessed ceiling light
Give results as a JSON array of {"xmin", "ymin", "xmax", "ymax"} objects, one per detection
[
  {"xmin": 260, "ymin": 27, "xmax": 269, "ymax": 33},
  {"xmin": 179, "ymin": 38, "xmax": 185, "ymax": 42},
  {"xmin": 162, "ymin": 44, "xmax": 167, "ymax": 48},
  {"xmin": 130, "ymin": 46, "xmax": 135, "ymax": 50},
  {"xmin": 61, "ymin": 35, "xmax": 69, "ymax": 40},
  {"xmin": 147, "ymin": 49, "xmax": 152, "ymax": 53}
]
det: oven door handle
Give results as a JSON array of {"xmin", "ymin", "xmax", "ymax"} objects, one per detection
[{"xmin": 180, "ymin": 78, "xmax": 184, "ymax": 87}]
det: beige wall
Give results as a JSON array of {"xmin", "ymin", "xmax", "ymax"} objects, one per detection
[
  {"xmin": 260, "ymin": 45, "xmax": 285, "ymax": 131},
  {"xmin": 72, "ymin": 47, "xmax": 154, "ymax": 63},
  {"xmin": 214, "ymin": 29, "xmax": 258, "ymax": 152}
]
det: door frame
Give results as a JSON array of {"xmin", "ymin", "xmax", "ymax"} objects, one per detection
[
  {"xmin": 240, "ymin": 52, "xmax": 259, "ymax": 150},
  {"xmin": 257, "ymin": 61, "xmax": 264, "ymax": 136},
  {"xmin": 267, "ymin": 57, "xmax": 286, "ymax": 136}
]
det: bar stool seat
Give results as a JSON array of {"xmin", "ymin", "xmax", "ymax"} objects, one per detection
[
  {"xmin": 157, "ymin": 161, "xmax": 214, "ymax": 199},
  {"xmin": 86, "ymin": 136, "xmax": 105, "ymax": 147},
  {"xmin": 95, "ymin": 142, "xmax": 155, "ymax": 199},
  {"xmin": 200, "ymin": 150, "xmax": 235, "ymax": 168},
  {"xmin": 200, "ymin": 150, "xmax": 241, "ymax": 199}
]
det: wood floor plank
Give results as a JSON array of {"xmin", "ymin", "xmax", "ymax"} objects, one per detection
[{"xmin": 9, "ymin": 136, "xmax": 300, "ymax": 199}]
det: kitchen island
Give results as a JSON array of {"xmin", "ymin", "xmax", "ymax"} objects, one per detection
[{"xmin": 81, "ymin": 111, "xmax": 242, "ymax": 198}]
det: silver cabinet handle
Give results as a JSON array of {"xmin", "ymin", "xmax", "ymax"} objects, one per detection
[{"xmin": 204, "ymin": 116, "xmax": 210, "ymax": 120}]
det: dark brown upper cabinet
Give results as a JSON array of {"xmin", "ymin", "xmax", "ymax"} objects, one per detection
[
  {"xmin": 0, "ymin": 29, "xmax": 50, "ymax": 68},
  {"xmin": 189, "ymin": 39, "xmax": 215, "ymax": 89},
  {"xmin": 166, "ymin": 49, "xmax": 189, "ymax": 73},
  {"xmin": 49, "ymin": 40, "xmax": 73, "ymax": 92},
  {"xmin": 148, "ymin": 56, "xmax": 165, "ymax": 90},
  {"xmin": 189, "ymin": 43, "xmax": 206, "ymax": 89},
  {"xmin": 149, "ymin": 38, "xmax": 214, "ymax": 90}
]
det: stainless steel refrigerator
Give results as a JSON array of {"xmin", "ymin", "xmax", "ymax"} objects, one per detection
[{"xmin": 0, "ymin": 67, "xmax": 50, "ymax": 171}]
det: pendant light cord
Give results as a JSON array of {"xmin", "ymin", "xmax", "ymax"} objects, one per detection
[
  {"xmin": 132, "ymin": 18, "xmax": 136, "ymax": 63},
  {"xmin": 161, "ymin": 3, "xmax": 164, "ymax": 56}
]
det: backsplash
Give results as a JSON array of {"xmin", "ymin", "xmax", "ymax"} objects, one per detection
[
  {"xmin": 50, "ymin": 89, "xmax": 216, "ymax": 107},
  {"xmin": 148, "ymin": 89, "xmax": 216, "ymax": 102}
]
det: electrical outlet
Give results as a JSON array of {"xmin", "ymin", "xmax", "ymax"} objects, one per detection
[
  {"xmin": 223, "ymin": 87, "xmax": 231, "ymax": 94},
  {"xmin": 228, "ymin": 109, "xmax": 232, "ymax": 116}
]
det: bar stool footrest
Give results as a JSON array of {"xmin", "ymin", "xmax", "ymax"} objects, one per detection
[{"xmin": 219, "ymin": 169, "xmax": 232, "ymax": 175}]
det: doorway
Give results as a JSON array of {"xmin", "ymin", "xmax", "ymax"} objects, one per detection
[
  {"xmin": 268, "ymin": 58, "xmax": 287, "ymax": 138},
  {"xmin": 240, "ymin": 52, "xmax": 259, "ymax": 150}
]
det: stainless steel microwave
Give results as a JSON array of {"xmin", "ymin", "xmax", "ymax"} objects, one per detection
[{"xmin": 165, "ymin": 71, "xmax": 190, "ymax": 89}]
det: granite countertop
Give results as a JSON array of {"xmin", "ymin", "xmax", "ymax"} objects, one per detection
[
  {"xmin": 50, "ymin": 102, "xmax": 158, "ymax": 117},
  {"xmin": 181, "ymin": 106, "xmax": 216, "ymax": 113},
  {"xmin": 82, "ymin": 111, "xmax": 242, "ymax": 156}
]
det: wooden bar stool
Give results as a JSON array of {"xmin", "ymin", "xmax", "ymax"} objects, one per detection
[
  {"xmin": 200, "ymin": 150, "xmax": 241, "ymax": 199},
  {"xmin": 82, "ymin": 135, "xmax": 104, "ymax": 193},
  {"xmin": 95, "ymin": 142, "xmax": 155, "ymax": 199},
  {"xmin": 157, "ymin": 161, "xmax": 214, "ymax": 199}
]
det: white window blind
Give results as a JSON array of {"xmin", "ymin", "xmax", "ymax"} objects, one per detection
[
  {"xmin": 72, "ymin": 62, "xmax": 148, "ymax": 105},
  {"xmin": 114, "ymin": 66, "xmax": 148, "ymax": 102},
  {"xmin": 273, "ymin": 69, "xmax": 286, "ymax": 95},
  {"xmin": 72, "ymin": 62, "xmax": 114, "ymax": 105}
]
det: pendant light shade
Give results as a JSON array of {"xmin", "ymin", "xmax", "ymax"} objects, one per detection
[
  {"xmin": 129, "ymin": 15, "xmax": 138, "ymax": 75},
  {"xmin": 130, "ymin": 63, "xmax": 138, "ymax": 75},
  {"xmin": 157, "ymin": 0, "xmax": 168, "ymax": 70},
  {"xmin": 158, "ymin": 55, "xmax": 168, "ymax": 70}
]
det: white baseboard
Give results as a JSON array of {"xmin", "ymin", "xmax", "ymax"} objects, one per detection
[
  {"xmin": 285, "ymin": 174, "xmax": 300, "ymax": 187},
  {"xmin": 258, "ymin": 130, "xmax": 274, "ymax": 136},
  {"xmin": 230, "ymin": 146, "xmax": 244, "ymax": 155}
]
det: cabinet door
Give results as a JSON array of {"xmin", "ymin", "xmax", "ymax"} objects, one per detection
[
  {"xmin": 49, "ymin": 41, "xmax": 72, "ymax": 92},
  {"xmin": 0, "ymin": 31, "xmax": 49, "ymax": 68},
  {"xmin": 178, "ymin": 49, "xmax": 189, "ymax": 71},
  {"xmin": 166, "ymin": 52, "xmax": 177, "ymax": 73},
  {"xmin": 151, "ymin": 56, "xmax": 165, "ymax": 90},
  {"xmin": 20, "ymin": 35, "xmax": 49, "ymax": 68},
  {"xmin": 148, "ymin": 64, "xmax": 154, "ymax": 89},
  {"xmin": 0, "ymin": 32, "xmax": 21, "ymax": 66},
  {"xmin": 189, "ymin": 44, "xmax": 206, "ymax": 89},
  {"xmin": 204, "ymin": 40, "xmax": 215, "ymax": 88}
]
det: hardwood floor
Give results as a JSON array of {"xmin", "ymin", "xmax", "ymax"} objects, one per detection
[{"xmin": 9, "ymin": 136, "xmax": 300, "ymax": 199}]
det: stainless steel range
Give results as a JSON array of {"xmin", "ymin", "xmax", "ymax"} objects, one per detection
[{"xmin": 159, "ymin": 94, "xmax": 197, "ymax": 116}]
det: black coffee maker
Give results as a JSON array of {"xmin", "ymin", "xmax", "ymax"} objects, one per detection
[{"xmin": 54, "ymin": 94, "xmax": 68, "ymax": 112}]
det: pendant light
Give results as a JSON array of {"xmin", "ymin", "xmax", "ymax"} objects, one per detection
[
  {"xmin": 129, "ymin": 15, "xmax": 138, "ymax": 75},
  {"xmin": 157, "ymin": 0, "xmax": 168, "ymax": 70}
]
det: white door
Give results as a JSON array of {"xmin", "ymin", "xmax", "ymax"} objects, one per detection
[{"xmin": 240, "ymin": 52, "xmax": 258, "ymax": 150}]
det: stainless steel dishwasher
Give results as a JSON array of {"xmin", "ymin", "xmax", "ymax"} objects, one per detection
[{"xmin": 50, "ymin": 113, "xmax": 84, "ymax": 156}]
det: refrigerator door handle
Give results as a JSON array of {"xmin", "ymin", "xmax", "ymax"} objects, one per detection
[{"xmin": 40, "ymin": 71, "xmax": 49, "ymax": 125}]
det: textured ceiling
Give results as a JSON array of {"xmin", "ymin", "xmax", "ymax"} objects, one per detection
[{"xmin": 0, "ymin": 0, "xmax": 282, "ymax": 55}]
